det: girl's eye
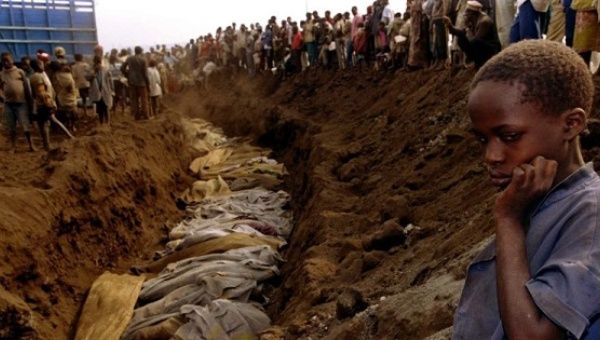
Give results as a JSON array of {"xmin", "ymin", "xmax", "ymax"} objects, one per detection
[
  {"xmin": 471, "ymin": 133, "xmax": 487, "ymax": 144},
  {"xmin": 501, "ymin": 133, "xmax": 522, "ymax": 142}
]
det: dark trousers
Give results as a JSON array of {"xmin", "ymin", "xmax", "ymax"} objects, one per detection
[
  {"xmin": 432, "ymin": 20, "xmax": 448, "ymax": 61},
  {"xmin": 291, "ymin": 49, "xmax": 302, "ymax": 73},
  {"xmin": 564, "ymin": 0, "xmax": 576, "ymax": 47},
  {"xmin": 95, "ymin": 100, "xmax": 109, "ymax": 124},
  {"xmin": 457, "ymin": 35, "xmax": 500, "ymax": 68},
  {"xmin": 306, "ymin": 42, "xmax": 317, "ymax": 66},
  {"xmin": 130, "ymin": 86, "xmax": 149, "ymax": 120},
  {"xmin": 150, "ymin": 96, "xmax": 160, "ymax": 116},
  {"xmin": 510, "ymin": 0, "xmax": 544, "ymax": 42}
]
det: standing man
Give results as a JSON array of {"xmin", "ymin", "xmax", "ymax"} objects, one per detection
[
  {"xmin": 546, "ymin": 0, "xmax": 566, "ymax": 42},
  {"xmin": 495, "ymin": 0, "xmax": 517, "ymax": 47},
  {"xmin": 381, "ymin": 0, "xmax": 395, "ymax": 26},
  {"xmin": 71, "ymin": 54, "xmax": 91, "ymax": 116},
  {"xmin": 349, "ymin": 6, "xmax": 364, "ymax": 67},
  {"xmin": 0, "ymin": 52, "xmax": 34, "ymax": 152},
  {"xmin": 53, "ymin": 62, "xmax": 78, "ymax": 133},
  {"xmin": 431, "ymin": 0, "xmax": 450, "ymax": 67},
  {"xmin": 303, "ymin": 13, "xmax": 317, "ymax": 66},
  {"xmin": 509, "ymin": 0, "xmax": 551, "ymax": 43},
  {"xmin": 121, "ymin": 46, "xmax": 149, "ymax": 120}
]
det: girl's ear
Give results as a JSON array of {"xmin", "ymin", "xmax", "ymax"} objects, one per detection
[{"xmin": 562, "ymin": 108, "xmax": 587, "ymax": 141}]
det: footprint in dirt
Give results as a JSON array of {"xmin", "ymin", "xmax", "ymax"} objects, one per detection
[
  {"xmin": 46, "ymin": 148, "xmax": 67, "ymax": 162},
  {"xmin": 30, "ymin": 179, "xmax": 52, "ymax": 190}
]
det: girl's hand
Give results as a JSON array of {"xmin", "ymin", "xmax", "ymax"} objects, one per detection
[{"xmin": 494, "ymin": 156, "xmax": 557, "ymax": 223}]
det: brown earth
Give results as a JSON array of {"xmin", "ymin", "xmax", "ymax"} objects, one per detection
[
  {"xmin": 1, "ymin": 66, "xmax": 599, "ymax": 340},
  {"xmin": 170, "ymin": 68, "xmax": 600, "ymax": 339},
  {"xmin": 0, "ymin": 112, "xmax": 194, "ymax": 339}
]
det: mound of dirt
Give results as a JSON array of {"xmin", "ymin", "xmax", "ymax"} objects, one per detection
[
  {"xmin": 169, "ymin": 69, "xmax": 600, "ymax": 339},
  {"xmin": 0, "ymin": 113, "xmax": 194, "ymax": 339}
]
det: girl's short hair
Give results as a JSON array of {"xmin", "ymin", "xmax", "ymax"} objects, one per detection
[{"xmin": 472, "ymin": 40, "xmax": 594, "ymax": 115}]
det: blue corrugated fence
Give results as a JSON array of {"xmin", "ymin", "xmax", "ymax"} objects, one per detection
[{"xmin": 0, "ymin": 0, "xmax": 98, "ymax": 59}]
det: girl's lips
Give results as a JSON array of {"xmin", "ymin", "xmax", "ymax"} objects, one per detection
[
  {"xmin": 489, "ymin": 170, "xmax": 512, "ymax": 186},
  {"xmin": 490, "ymin": 176, "xmax": 511, "ymax": 187}
]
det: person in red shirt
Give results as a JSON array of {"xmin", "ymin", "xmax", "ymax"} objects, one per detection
[
  {"xmin": 290, "ymin": 25, "xmax": 303, "ymax": 73},
  {"xmin": 353, "ymin": 23, "xmax": 368, "ymax": 67}
]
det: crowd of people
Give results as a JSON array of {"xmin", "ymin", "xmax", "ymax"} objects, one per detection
[
  {"xmin": 1, "ymin": 0, "xmax": 599, "ymax": 152},
  {"xmin": 0, "ymin": 44, "xmax": 173, "ymax": 152},
  {"xmin": 180, "ymin": 0, "xmax": 600, "ymax": 75}
]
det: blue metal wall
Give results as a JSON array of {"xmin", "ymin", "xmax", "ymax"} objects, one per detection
[{"xmin": 0, "ymin": 0, "xmax": 98, "ymax": 59}]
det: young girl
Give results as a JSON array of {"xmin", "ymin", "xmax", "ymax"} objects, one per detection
[{"xmin": 453, "ymin": 40, "xmax": 600, "ymax": 340}]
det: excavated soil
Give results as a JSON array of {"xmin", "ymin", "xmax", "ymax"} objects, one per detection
[
  {"xmin": 1, "ymin": 67, "xmax": 600, "ymax": 340},
  {"xmin": 169, "ymin": 68, "xmax": 600, "ymax": 339},
  {"xmin": 0, "ymin": 113, "xmax": 194, "ymax": 339}
]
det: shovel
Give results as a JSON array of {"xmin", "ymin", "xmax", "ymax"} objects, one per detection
[{"xmin": 50, "ymin": 115, "xmax": 75, "ymax": 139}]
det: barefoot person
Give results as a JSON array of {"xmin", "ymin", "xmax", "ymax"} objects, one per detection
[{"xmin": 453, "ymin": 40, "xmax": 600, "ymax": 339}]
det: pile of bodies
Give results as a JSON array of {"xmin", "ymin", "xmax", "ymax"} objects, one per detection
[{"xmin": 74, "ymin": 118, "xmax": 291, "ymax": 340}]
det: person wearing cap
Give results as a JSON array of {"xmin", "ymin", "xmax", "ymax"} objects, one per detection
[
  {"xmin": 54, "ymin": 46, "xmax": 68, "ymax": 65},
  {"xmin": 509, "ymin": 0, "xmax": 550, "ymax": 43},
  {"xmin": 442, "ymin": 0, "xmax": 501, "ymax": 68},
  {"xmin": 53, "ymin": 62, "xmax": 78, "ymax": 133}
]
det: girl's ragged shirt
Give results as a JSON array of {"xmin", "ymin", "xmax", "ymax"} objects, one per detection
[{"xmin": 452, "ymin": 163, "xmax": 600, "ymax": 340}]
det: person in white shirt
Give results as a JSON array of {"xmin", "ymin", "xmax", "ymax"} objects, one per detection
[
  {"xmin": 147, "ymin": 59, "xmax": 162, "ymax": 117},
  {"xmin": 381, "ymin": 0, "xmax": 395, "ymax": 26}
]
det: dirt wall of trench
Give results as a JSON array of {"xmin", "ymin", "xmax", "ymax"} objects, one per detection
[
  {"xmin": 170, "ymin": 69, "xmax": 600, "ymax": 339},
  {"xmin": 0, "ymin": 114, "xmax": 194, "ymax": 339}
]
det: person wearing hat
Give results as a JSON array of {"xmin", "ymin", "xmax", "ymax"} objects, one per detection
[
  {"xmin": 54, "ymin": 46, "xmax": 68, "ymax": 65},
  {"xmin": 52, "ymin": 61, "xmax": 78, "ymax": 133},
  {"xmin": 442, "ymin": 0, "xmax": 501, "ymax": 68},
  {"xmin": 509, "ymin": 0, "xmax": 550, "ymax": 43}
]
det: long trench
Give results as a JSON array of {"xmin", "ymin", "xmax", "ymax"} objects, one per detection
[{"xmin": 72, "ymin": 117, "xmax": 294, "ymax": 339}]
